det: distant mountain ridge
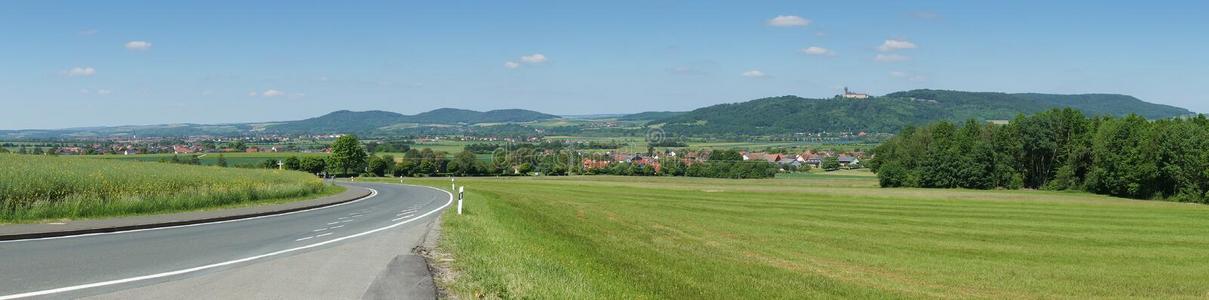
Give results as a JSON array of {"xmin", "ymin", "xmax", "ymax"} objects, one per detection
[
  {"xmin": 0, "ymin": 108, "xmax": 560, "ymax": 138},
  {"xmin": 0, "ymin": 90, "xmax": 1194, "ymax": 138},
  {"xmin": 651, "ymin": 89, "xmax": 1194, "ymax": 135},
  {"xmin": 261, "ymin": 108, "xmax": 560, "ymax": 134}
]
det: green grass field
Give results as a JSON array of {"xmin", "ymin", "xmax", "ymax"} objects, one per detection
[
  {"xmin": 0, "ymin": 153, "xmax": 338, "ymax": 223},
  {"xmin": 91, "ymin": 152, "xmax": 328, "ymax": 166},
  {"xmin": 392, "ymin": 175, "xmax": 1209, "ymax": 299}
]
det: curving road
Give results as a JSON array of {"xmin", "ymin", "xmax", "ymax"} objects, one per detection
[{"xmin": 0, "ymin": 182, "xmax": 451, "ymax": 299}]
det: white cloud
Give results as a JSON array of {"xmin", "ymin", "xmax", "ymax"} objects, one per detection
[
  {"xmin": 874, "ymin": 54, "xmax": 910, "ymax": 62},
  {"xmin": 504, "ymin": 61, "xmax": 520, "ymax": 69},
  {"xmin": 878, "ymin": 39, "xmax": 917, "ymax": 52},
  {"xmin": 801, "ymin": 46, "xmax": 834, "ymax": 56},
  {"xmin": 248, "ymin": 91, "xmax": 259, "ymax": 97},
  {"xmin": 262, "ymin": 89, "xmax": 286, "ymax": 97},
  {"xmin": 741, "ymin": 70, "xmax": 767, "ymax": 78},
  {"xmin": 890, "ymin": 71, "xmax": 927, "ymax": 82},
  {"xmin": 520, "ymin": 53, "xmax": 547, "ymax": 63},
  {"xmin": 65, "ymin": 67, "xmax": 96, "ymax": 77},
  {"xmin": 125, "ymin": 41, "xmax": 152, "ymax": 51},
  {"xmin": 97, "ymin": 89, "xmax": 112, "ymax": 95},
  {"xmin": 767, "ymin": 15, "xmax": 810, "ymax": 27}
]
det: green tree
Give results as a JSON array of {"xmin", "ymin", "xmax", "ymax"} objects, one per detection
[
  {"xmin": 447, "ymin": 150, "xmax": 480, "ymax": 176},
  {"xmin": 229, "ymin": 140, "xmax": 248, "ymax": 152},
  {"xmin": 216, "ymin": 154, "xmax": 228, "ymax": 167},
  {"xmin": 329, "ymin": 135, "xmax": 368, "ymax": 176},
  {"xmin": 283, "ymin": 156, "xmax": 301, "ymax": 170},
  {"xmin": 260, "ymin": 159, "xmax": 279, "ymax": 169},
  {"xmin": 300, "ymin": 156, "xmax": 327, "ymax": 174},
  {"xmin": 366, "ymin": 155, "xmax": 390, "ymax": 177},
  {"xmin": 821, "ymin": 156, "xmax": 841, "ymax": 171}
]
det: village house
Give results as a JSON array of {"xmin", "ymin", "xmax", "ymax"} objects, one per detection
[
  {"xmin": 741, "ymin": 151, "xmax": 782, "ymax": 162},
  {"xmin": 838, "ymin": 155, "xmax": 860, "ymax": 167}
]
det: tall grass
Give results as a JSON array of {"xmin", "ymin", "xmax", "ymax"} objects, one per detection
[{"xmin": 0, "ymin": 154, "xmax": 327, "ymax": 223}]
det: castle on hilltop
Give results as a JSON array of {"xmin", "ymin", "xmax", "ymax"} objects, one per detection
[{"xmin": 841, "ymin": 87, "xmax": 870, "ymax": 99}]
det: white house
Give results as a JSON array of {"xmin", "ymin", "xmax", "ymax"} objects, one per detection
[{"xmin": 842, "ymin": 87, "xmax": 870, "ymax": 99}]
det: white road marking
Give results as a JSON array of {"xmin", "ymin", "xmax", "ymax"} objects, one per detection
[
  {"xmin": 337, "ymin": 217, "xmax": 348, "ymax": 220},
  {"xmin": 312, "ymin": 228, "xmax": 327, "ymax": 232},
  {"xmin": 391, "ymin": 215, "xmax": 414, "ymax": 222},
  {"xmin": 326, "ymin": 222, "xmax": 340, "ymax": 225},
  {"xmin": 329, "ymin": 225, "xmax": 345, "ymax": 229},
  {"xmin": 0, "ymin": 188, "xmax": 379, "ymax": 244},
  {"xmin": 0, "ymin": 185, "xmax": 452, "ymax": 300},
  {"xmin": 294, "ymin": 236, "xmax": 313, "ymax": 242},
  {"xmin": 316, "ymin": 233, "xmax": 333, "ymax": 238},
  {"xmin": 341, "ymin": 219, "xmax": 353, "ymax": 223}
]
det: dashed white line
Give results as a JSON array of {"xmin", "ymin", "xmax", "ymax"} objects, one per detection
[
  {"xmin": 329, "ymin": 225, "xmax": 345, "ymax": 229},
  {"xmin": 391, "ymin": 215, "xmax": 414, "ymax": 222},
  {"xmin": 341, "ymin": 219, "xmax": 353, "ymax": 223},
  {"xmin": 295, "ymin": 236, "xmax": 314, "ymax": 242},
  {"xmin": 316, "ymin": 233, "xmax": 333, "ymax": 238},
  {"xmin": 0, "ymin": 185, "xmax": 452, "ymax": 300},
  {"xmin": 312, "ymin": 228, "xmax": 327, "ymax": 232},
  {"xmin": 326, "ymin": 222, "xmax": 340, "ymax": 225}
]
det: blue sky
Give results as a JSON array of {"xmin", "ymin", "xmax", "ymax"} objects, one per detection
[{"xmin": 2, "ymin": 1, "xmax": 1207, "ymax": 129}]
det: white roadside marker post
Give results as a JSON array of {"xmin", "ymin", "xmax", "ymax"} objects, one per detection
[
  {"xmin": 457, "ymin": 186, "xmax": 465, "ymax": 215},
  {"xmin": 451, "ymin": 177, "xmax": 456, "ymax": 193}
]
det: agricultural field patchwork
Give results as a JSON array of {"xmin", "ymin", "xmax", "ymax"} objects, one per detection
[{"xmin": 395, "ymin": 175, "xmax": 1209, "ymax": 299}]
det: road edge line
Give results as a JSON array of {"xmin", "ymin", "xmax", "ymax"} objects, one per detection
[
  {"xmin": 0, "ymin": 184, "xmax": 374, "ymax": 243},
  {"xmin": 0, "ymin": 184, "xmax": 454, "ymax": 300}
]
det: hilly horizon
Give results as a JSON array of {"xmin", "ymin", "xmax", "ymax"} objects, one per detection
[
  {"xmin": 652, "ymin": 89, "xmax": 1195, "ymax": 136},
  {"xmin": 0, "ymin": 89, "xmax": 1196, "ymax": 139}
]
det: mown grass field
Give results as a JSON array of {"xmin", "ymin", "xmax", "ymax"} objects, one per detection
[
  {"xmin": 0, "ymin": 153, "xmax": 337, "ymax": 223},
  {"xmin": 396, "ymin": 175, "xmax": 1209, "ymax": 299}
]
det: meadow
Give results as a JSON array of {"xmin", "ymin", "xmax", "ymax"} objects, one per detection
[
  {"xmin": 392, "ymin": 175, "xmax": 1209, "ymax": 299},
  {"xmin": 0, "ymin": 153, "xmax": 336, "ymax": 223}
]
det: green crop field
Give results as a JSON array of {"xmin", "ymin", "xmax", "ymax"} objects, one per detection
[
  {"xmin": 91, "ymin": 152, "xmax": 328, "ymax": 166},
  {"xmin": 390, "ymin": 175, "xmax": 1209, "ymax": 299},
  {"xmin": 0, "ymin": 153, "xmax": 338, "ymax": 223}
]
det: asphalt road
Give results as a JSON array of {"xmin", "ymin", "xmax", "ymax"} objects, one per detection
[{"xmin": 0, "ymin": 182, "xmax": 451, "ymax": 299}]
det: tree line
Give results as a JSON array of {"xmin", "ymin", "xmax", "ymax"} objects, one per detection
[{"xmin": 870, "ymin": 108, "xmax": 1209, "ymax": 203}]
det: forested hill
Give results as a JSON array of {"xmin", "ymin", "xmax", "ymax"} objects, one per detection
[
  {"xmin": 886, "ymin": 90, "xmax": 1192, "ymax": 120},
  {"xmin": 653, "ymin": 90, "xmax": 1194, "ymax": 135}
]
